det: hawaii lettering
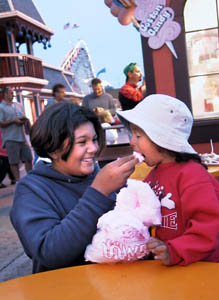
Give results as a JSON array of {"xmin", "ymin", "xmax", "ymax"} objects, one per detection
[
  {"xmin": 140, "ymin": 5, "xmax": 173, "ymax": 36},
  {"xmin": 162, "ymin": 212, "xmax": 178, "ymax": 230},
  {"xmin": 102, "ymin": 239, "xmax": 148, "ymax": 261}
]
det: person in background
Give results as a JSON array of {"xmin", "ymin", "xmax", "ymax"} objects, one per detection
[
  {"xmin": 117, "ymin": 94, "xmax": 219, "ymax": 266},
  {"xmin": 10, "ymin": 102, "xmax": 138, "ymax": 273},
  {"xmin": 46, "ymin": 83, "xmax": 66, "ymax": 107},
  {"xmin": 0, "ymin": 129, "xmax": 15, "ymax": 188},
  {"xmin": 0, "ymin": 87, "xmax": 32, "ymax": 182},
  {"xmin": 119, "ymin": 63, "xmax": 146, "ymax": 110},
  {"xmin": 98, "ymin": 110, "xmax": 118, "ymax": 145},
  {"xmin": 82, "ymin": 78, "xmax": 116, "ymax": 116}
]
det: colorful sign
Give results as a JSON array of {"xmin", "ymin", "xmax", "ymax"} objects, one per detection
[
  {"xmin": 134, "ymin": 0, "xmax": 181, "ymax": 58},
  {"xmin": 104, "ymin": 0, "xmax": 181, "ymax": 58}
]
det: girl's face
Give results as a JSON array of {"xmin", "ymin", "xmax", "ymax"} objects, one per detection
[
  {"xmin": 52, "ymin": 122, "xmax": 99, "ymax": 177},
  {"xmin": 129, "ymin": 124, "xmax": 174, "ymax": 167}
]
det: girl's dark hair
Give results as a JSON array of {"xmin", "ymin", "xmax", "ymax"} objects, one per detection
[
  {"xmin": 30, "ymin": 102, "xmax": 104, "ymax": 161},
  {"xmin": 156, "ymin": 145, "xmax": 207, "ymax": 169}
]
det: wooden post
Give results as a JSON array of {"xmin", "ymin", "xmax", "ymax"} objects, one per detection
[
  {"xmin": 6, "ymin": 30, "xmax": 16, "ymax": 53},
  {"xmin": 33, "ymin": 93, "xmax": 41, "ymax": 117}
]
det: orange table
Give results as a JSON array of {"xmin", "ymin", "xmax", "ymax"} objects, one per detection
[
  {"xmin": 208, "ymin": 165, "xmax": 219, "ymax": 178},
  {"xmin": 130, "ymin": 163, "xmax": 219, "ymax": 181},
  {"xmin": 0, "ymin": 260, "xmax": 218, "ymax": 300}
]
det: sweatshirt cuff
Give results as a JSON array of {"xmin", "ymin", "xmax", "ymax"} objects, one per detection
[
  {"xmin": 166, "ymin": 242, "xmax": 183, "ymax": 266},
  {"xmin": 83, "ymin": 186, "xmax": 116, "ymax": 210}
]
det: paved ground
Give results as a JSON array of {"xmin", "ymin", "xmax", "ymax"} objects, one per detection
[{"xmin": 0, "ymin": 168, "xmax": 32, "ymax": 283}]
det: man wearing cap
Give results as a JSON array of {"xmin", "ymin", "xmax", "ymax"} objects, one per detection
[{"xmin": 119, "ymin": 63, "xmax": 146, "ymax": 111}]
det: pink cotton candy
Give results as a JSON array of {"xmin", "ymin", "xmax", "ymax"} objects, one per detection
[
  {"xmin": 84, "ymin": 179, "xmax": 161, "ymax": 264},
  {"xmin": 85, "ymin": 211, "xmax": 150, "ymax": 263},
  {"xmin": 115, "ymin": 179, "xmax": 162, "ymax": 226}
]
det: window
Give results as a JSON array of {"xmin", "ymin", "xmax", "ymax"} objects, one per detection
[{"xmin": 184, "ymin": 0, "xmax": 219, "ymax": 120}]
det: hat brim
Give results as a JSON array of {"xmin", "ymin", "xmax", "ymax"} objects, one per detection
[{"xmin": 117, "ymin": 109, "xmax": 197, "ymax": 155}]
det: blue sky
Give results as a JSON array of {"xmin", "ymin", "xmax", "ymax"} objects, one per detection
[{"xmin": 32, "ymin": 0, "xmax": 144, "ymax": 88}]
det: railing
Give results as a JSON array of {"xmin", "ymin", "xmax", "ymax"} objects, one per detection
[{"xmin": 0, "ymin": 54, "xmax": 44, "ymax": 79}]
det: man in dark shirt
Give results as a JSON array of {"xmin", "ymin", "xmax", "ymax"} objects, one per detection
[{"xmin": 119, "ymin": 63, "xmax": 146, "ymax": 110}]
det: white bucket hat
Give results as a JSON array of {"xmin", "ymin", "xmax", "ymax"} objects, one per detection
[{"xmin": 117, "ymin": 94, "xmax": 197, "ymax": 154}]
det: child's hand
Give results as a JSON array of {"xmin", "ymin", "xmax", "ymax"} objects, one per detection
[{"xmin": 146, "ymin": 238, "xmax": 170, "ymax": 265}]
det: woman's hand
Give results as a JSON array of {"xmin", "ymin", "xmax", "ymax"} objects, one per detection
[
  {"xmin": 91, "ymin": 155, "xmax": 138, "ymax": 196},
  {"xmin": 146, "ymin": 238, "xmax": 170, "ymax": 265}
]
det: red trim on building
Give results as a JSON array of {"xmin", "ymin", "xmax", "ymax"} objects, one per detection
[{"xmin": 152, "ymin": 45, "xmax": 176, "ymax": 97}]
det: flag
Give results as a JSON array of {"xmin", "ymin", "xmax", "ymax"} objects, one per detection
[
  {"xmin": 64, "ymin": 22, "xmax": 70, "ymax": 30},
  {"xmin": 72, "ymin": 24, "xmax": 79, "ymax": 29},
  {"xmin": 96, "ymin": 67, "xmax": 106, "ymax": 78}
]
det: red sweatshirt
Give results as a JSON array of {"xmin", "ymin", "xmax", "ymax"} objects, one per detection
[{"xmin": 144, "ymin": 161, "xmax": 219, "ymax": 266}]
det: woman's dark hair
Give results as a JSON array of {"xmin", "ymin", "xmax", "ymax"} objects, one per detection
[
  {"xmin": 30, "ymin": 102, "xmax": 104, "ymax": 160},
  {"xmin": 156, "ymin": 145, "xmax": 207, "ymax": 169}
]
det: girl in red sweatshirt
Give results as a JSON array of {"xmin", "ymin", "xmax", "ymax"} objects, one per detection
[{"xmin": 117, "ymin": 94, "xmax": 219, "ymax": 266}]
